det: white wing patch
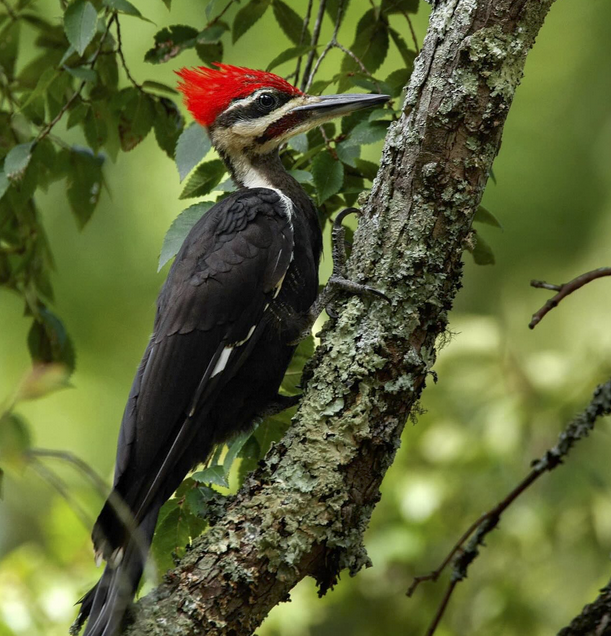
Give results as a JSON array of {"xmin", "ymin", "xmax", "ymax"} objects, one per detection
[{"xmin": 211, "ymin": 346, "xmax": 233, "ymax": 378}]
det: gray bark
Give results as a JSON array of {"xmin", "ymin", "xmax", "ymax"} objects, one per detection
[
  {"xmin": 557, "ymin": 582, "xmax": 611, "ymax": 635},
  {"xmin": 126, "ymin": 0, "xmax": 557, "ymax": 633}
]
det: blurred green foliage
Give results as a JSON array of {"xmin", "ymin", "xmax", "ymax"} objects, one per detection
[{"xmin": 0, "ymin": 1, "xmax": 611, "ymax": 635}]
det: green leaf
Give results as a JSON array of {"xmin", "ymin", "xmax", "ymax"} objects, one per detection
[
  {"xmin": 158, "ymin": 202, "xmax": 212, "ymax": 271},
  {"xmin": 223, "ymin": 430, "xmax": 252, "ymax": 475},
  {"xmin": 254, "ymin": 414, "xmax": 291, "ymax": 456},
  {"xmin": 67, "ymin": 147, "xmax": 104, "ymax": 229},
  {"xmin": 185, "ymin": 482, "xmax": 216, "ymax": 516},
  {"xmin": 348, "ymin": 119, "xmax": 389, "ymax": 145},
  {"xmin": 355, "ymin": 158, "xmax": 379, "ymax": 181},
  {"xmin": 266, "ymin": 45, "xmax": 315, "ymax": 72},
  {"xmin": 196, "ymin": 24, "xmax": 226, "ymax": 43},
  {"xmin": 385, "ymin": 67, "xmax": 411, "ymax": 97},
  {"xmin": 142, "ymin": 80, "xmax": 178, "ymax": 95},
  {"xmin": 64, "ymin": 64, "xmax": 97, "ymax": 83},
  {"xmin": 287, "ymin": 132, "xmax": 308, "ymax": 154},
  {"xmin": 4, "ymin": 142, "xmax": 34, "ymax": 181},
  {"xmin": 102, "ymin": 0, "xmax": 152, "ymax": 22},
  {"xmin": 154, "ymin": 98, "xmax": 185, "ymax": 159},
  {"xmin": 192, "ymin": 465, "xmax": 229, "ymax": 488},
  {"xmin": 195, "ymin": 40, "xmax": 224, "ymax": 65},
  {"xmin": 152, "ymin": 498, "xmax": 206, "ymax": 573},
  {"xmin": 282, "ymin": 334, "xmax": 314, "ymax": 394},
  {"xmin": 27, "ymin": 308, "xmax": 76, "ymax": 371},
  {"xmin": 233, "ymin": 0, "xmax": 271, "ymax": 44},
  {"xmin": 470, "ymin": 232, "xmax": 495, "ymax": 266},
  {"xmin": 0, "ymin": 21, "xmax": 21, "ymax": 80},
  {"xmin": 162, "ymin": 0, "xmax": 171, "ymax": 8},
  {"xmin": 175, "ymin": 122, "xmax": 211, "ymax": 181},
  {"xmin": 20, "ymin": 68, "xmax": 58, "ymax": 110},
  {"xmin": 118, "ymin": 88, "xmax": 155, "ymax": 151},
  {"xmin": 288, "ymin": 169, "xmax": 312, "ymax": 184},
  {"xmin": 0, "ymin": 413, "xmax": 31, "ymax": 464},
  {"xmin": 473, "ymin": 205, "xmax": 502, "ymax": 230},
  {"xmin": 389, "ymin": 28, "xmax": 416, "ymax": 71},
  {"xmin": 272, "ymin": 0, "xmax": 310, "ymax": 45},
  {"xmin": 236, "ymin": 435, "xmax": 261, "ymax": 486},
  {"xmin": 0, "ymin": 171, "xmax": 9, "ymax": 201},
  {"xmin": 180, "ymin": 160, "xmax": 225, "ymax": 199},
  {"xmin": 67, "ymin": 101, "xmax": 89, "ymax": 128},
  {"xmin": 15, "ymin": 363, "xmax": 71, "ymax": 402},
  {"xmin": 342, "ymin": 173, "xmax": 365, "ymax": 206},
  {"xmin": 335, "ymin": 140, "xmax": 360, "ymax": 167},
  {"xmin": 64, "ymin": 0, "xmax": 98, "ymax": 57},
  {"xmin": 381, "ymin": 0, "xmax": 419, "ymax": 14},
  {"xmin": 145, "ymin": 25, "xmax": 198, "ymax": 64},
  {"xmin": 312, "ymin": 151, "xmax": 344, "ymax": 205},
  {"xmin": 326, "ymin": 0, "xmax": 350, "ymax": 28},
  {"xmin": 84, "ymin": 105, "xmax": 108, "ymax": 151},
  {"xmin": 97, "ymin": 53, "xmax": 119, "ymax": 88},
  {"xmin": 339, "ymin": 10, "xmax": 389, "ymax": 92}
]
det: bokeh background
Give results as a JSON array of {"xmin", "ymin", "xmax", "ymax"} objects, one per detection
[{"xmin": 1, "ymin": 1, "xmax": 611, "ymax": 635}]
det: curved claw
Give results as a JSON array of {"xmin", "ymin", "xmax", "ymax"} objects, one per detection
[
  {"xmin": 326, "ymin": 304, "xmax": 340, "ymax": 320},
  {"xmin": 358, "ymin": 284, "xmax": 391, "ymax": 304},
  {"xmin": 333, "ymin": 206, "xmax": 361, "ymax": 229}
]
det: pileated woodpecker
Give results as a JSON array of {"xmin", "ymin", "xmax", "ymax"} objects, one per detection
[{"xmin": 75, "ymin": 64, "xmax": 389, "ymax": 636}]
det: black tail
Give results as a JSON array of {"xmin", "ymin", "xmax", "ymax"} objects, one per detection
[{"xmin": 73, "ymin": 510, "xmax": 158, "ymax": 636}]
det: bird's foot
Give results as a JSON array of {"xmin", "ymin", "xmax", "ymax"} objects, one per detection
[{"xmin": 291, "ymin": 209, "xmax": 389, "ymax": 344}]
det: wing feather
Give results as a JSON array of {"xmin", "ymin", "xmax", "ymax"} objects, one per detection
[{"xmin": 111, "ymin": 188, "xmax": 293, "ymax": 519}]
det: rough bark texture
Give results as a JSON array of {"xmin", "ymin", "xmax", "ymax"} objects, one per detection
[
  {"xmin": 126, "ymin": 1, "xmax": 557, "ymax": 634},
  {"xmin": 557, "ymin": 582, "xmax": 611, "ymax": 636}
]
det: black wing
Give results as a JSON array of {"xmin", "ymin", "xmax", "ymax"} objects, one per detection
[{"xmin": 94, "ymin": 188, "xmax": 294, "ymax": 556}]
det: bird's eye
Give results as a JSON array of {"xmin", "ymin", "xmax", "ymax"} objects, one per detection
[{"xmin": 258, "ymin": 93, "xmax": 276, "ymax": 110}]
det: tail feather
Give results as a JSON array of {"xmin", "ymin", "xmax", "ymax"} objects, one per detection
[{"xmin": 74, "ymin": 509, "xmax": 159, "ymax": 636}]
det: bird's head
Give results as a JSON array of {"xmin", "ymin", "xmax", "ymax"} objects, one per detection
[{"xmin": 176, "ymin": 64, "xmax": 389, "ymax": 157}]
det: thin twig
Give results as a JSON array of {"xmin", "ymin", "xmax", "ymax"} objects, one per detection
[
  {"xmin": 402, "ymin": 10, "xmax": 420, "ymax": 53},
  {"xmin": 305, "ymin": 0, "xmax": 344, "ymax": 92},
  {"xmin": 424, "ymin": 580, "xmax": 458, "ymax": 636},
  {"xmin": 409, "ymin": 378, "xmax": 611, "ymax": 636},
  {"xmin": 28, "ymin": 457, "xmax": 93, "ymax": 530},
  {"xmin": 301, "ymin": 0, "xmax": 328, "ymax": 92},
  {"xmin": 114, "ymin": 14, "xmax": 142, "ymax": 90},
  {"xmin": 294, "ymin": 0, "xmax": 314, "ymax": 87},
  {"xmin": 27, "ymin": 448, "xmax": 155, "ymax": 578},
  {"xmin": 37, "ymin": 12, "xmax": 115, "ymax": 144},
  {"xmin": 209, "ymin": 0, "xmax": 236, "ymax": 27},
  {"xmin": 529, "ymin": 267, "xmax": 611, "ymax": 329},
  {"xmin": 334, "ymin": 41, "xmax": 372, "ymax": 77},
  {"xmin": 27, "ymin": 448, "xmax": 110, "ymax": 497},
  {"xmin": 319, "ymin": 124, "xmax": 337, "ymax": 159}
]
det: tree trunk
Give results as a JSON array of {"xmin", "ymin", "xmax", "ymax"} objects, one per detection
[{"xmin": 126, "ymin": 1, "xmax": 557, "ymax": 633}]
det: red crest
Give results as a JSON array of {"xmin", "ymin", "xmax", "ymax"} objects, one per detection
[{"xmin": 176, "ymin": 64, "xmax": 303, "ymax": 127}]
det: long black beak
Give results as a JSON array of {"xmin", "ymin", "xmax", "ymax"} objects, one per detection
[{"xmin": 291, "ymin": 93, "xmax": 390, "ymax": 118}]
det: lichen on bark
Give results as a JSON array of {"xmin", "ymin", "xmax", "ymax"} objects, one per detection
[{"xmin": 125, "ymin": 1, "xmax": 557, "ymax": 634}]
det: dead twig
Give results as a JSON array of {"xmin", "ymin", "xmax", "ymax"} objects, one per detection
[
  {"xmin": 529, "ymin": 267, "xmax": 611, "ymax": 329},
  {"xmin": 409, "ymin": 378, "xmax": 611, "ymax": 636}
]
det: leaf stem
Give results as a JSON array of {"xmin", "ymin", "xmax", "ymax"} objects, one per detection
[
  {"xmin": 294, "ymin": 0, "xmax": 314, "ymax": 87},
  {"xmin": 115, "ymin": 14, "xmax": 142, "ymax": 90},
  {"xmin": 37, "ymin": 12, "xmax": 115, "ymax": 144},
  {"xmin": 301, "ymin": 0, "xmax": 327, "ymax": 92}
]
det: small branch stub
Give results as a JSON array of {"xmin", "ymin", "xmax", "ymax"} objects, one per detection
[{"xmin": 529, "ymin": 267, "xmax": 611, "ymax": 329}]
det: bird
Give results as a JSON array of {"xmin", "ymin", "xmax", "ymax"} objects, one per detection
[{"xmin": 74, "ymin": 63, "xmax": 389, "ymax": 636}]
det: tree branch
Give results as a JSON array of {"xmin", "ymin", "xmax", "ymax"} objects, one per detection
[
  {"xmin": 408, "ymin": 378, "xmax": 611, "ymax": 635},
  {"xmin": 529, "ymin": 267, "xmax": 611, "ymax": 329},
  {"xmin": 126, "ymin": 1, "xmax": 558, "ymax": 634},
  {"xmin": 300, "ymin": 0, "xmax": 327, "ymax": 92}
]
